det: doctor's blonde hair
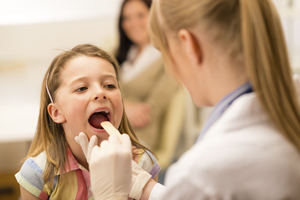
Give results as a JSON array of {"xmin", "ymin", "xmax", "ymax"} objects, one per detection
[
  {"xmin": 149, "ymin": 0, "xmax": 300, "ymax": 150},
  {"xmin": 25, "ymin": 44, "xmax": 153, "ymax": 188}
]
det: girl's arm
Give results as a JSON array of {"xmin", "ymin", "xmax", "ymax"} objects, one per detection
[{"xmin": 20, "ymin": 186, "xmax": 40, "ymax": 200}]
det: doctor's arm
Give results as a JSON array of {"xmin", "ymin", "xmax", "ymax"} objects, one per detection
[
  {"xmin": 140, "ymin": 179, "xmax": 162, "ymax": 200},
  {"xmin": 140, "ymin": 175, "xmax": 222, "ymax": 200}
]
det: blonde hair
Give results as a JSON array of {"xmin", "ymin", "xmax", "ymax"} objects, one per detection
[
  {"xmin": 26, "ymin": 44, "xmax": 153, "ymax": 188},
  {"xmin": 149, "ymin": 0, "xmax": 300, "ymax": 150}
]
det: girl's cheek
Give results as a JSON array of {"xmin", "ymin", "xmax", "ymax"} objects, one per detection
[{"xmin": 114, "ymin": 92, "xmax": 124, "ymax": 107}]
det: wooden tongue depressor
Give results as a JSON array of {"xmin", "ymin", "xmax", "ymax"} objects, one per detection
[
  {"xmin": 101, "ymin": 121, "xmax": 138, "ymax": 172},
  {"xmin": 101, "ymin": 121, "xmax": 122, "ymax": 141}
]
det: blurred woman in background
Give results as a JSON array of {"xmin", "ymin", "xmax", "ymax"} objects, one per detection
[{"xmin": 115, "ymin": 0, "xmax": 178, "ymax": 150}]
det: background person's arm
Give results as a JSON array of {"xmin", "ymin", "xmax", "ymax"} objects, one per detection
[
  {"xmin": 124, "ymin": 101, "xmax": 151, "ymax": 128},
  {"xmin": 145, "ymin": 68, "xmax": 178, "ymax": 122}
]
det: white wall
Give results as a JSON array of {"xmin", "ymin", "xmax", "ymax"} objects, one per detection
[
  {"xmin": 0, "ymin": 0, "xmax": 122, "ymax": 64},
  {"xmin": 273, "ymin": 0, "xmax": 300, "ymax": 71},
  {"xmin": 0, "ymin": 0, "xmax": 122, "ymax": 25}
]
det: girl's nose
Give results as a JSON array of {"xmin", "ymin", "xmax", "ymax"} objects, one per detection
[
  {"xmin": 94, "ymin": 95, "xmax": 106, "ymax": 100},
  {"xmin": 92, "ymin": 88, "xmax": 107, "ymax": 101}
]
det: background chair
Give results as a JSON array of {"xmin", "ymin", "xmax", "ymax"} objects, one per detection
[{"xmin": 154, "ymin": 87, "xmax": 185, "ymax": 171}]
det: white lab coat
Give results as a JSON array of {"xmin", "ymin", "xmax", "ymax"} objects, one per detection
[{"xmin": 150, "ymin": 75, "xmax": 300, "ymax": 200}]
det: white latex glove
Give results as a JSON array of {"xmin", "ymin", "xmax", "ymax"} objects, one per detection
[
  {"xmin": 90, "ymin": 134, "xmax": 132, "ymax": 200},
  {"xmin": 75, "ymin": 131, "xmax": 151, "ymax": 200},
  {"xmin": 129, "ymin": 160, "xmax": 152, "ymax": 200},
  {"xmin": 75, "ymin": 132, "xmax": 98, "ymax": 163}
]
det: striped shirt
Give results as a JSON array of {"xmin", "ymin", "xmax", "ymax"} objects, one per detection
[{"xmin": 15, "ymin": 147, "xmax": 160, "ymax": 200}]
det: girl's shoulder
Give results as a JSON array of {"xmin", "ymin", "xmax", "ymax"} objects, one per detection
[
  {"xmin": 16, "ymin": 151, "xmax": 47, "ymax": 179},
  {"xmin": 29, "ymin": 151, "xmax": 48, "ymax": 170},
  {"xmin": 137, "ymin": 149, "xmax": 161, "ymax": 178},
  {"xmin": 15, "ymin": 151, "xmax": 52, "ymax": 199}
]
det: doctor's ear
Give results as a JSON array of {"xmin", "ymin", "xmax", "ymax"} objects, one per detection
[
  {"xmin": 48, "ymin": 103, "xmax": 66, "ymax": 123},
  {"xmin": 177, "ymin": 29, "xmax": 203, "ymax": 65}
]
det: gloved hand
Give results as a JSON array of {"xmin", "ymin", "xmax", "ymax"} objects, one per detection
[
  {"xmin": 89, "ymin": 134, "xmax": 132, "ymax": 200},
  {"xmin": 75, "ymin": 131, "xmax": 151, "ymax": 200},
  {"xmin": 75, "ymin": 132, "xmax": 98, "ymax": 164},
  {"xmin": 129, "ymin": 160, "xmax": 152, "ymax": 200}
]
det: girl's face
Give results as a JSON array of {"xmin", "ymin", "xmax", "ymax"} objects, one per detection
[
  {"xmin": 122, "ymin": 0, "xmax": 150, "ymax": 47},
  {"xmin": 52, "ymin": 56, "xmax": 123, "ymax": 145}
]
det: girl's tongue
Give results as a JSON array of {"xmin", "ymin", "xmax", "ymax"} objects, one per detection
[{"xmin": 88, "ymin": 113, "xmax": 109, "ymax": 129}]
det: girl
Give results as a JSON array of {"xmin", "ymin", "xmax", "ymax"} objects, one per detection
[
  {"xmin": 15, "ymin": 44, "xmax": 160, "ymax": 200},
  {"xmin": 84, "ymin": 0, "xmax": 300, "ymax": 199}
]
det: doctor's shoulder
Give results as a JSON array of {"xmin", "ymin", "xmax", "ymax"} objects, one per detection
[{"xmin": 168, "ymin": 124, "xmax": 300, "ymax": 199}]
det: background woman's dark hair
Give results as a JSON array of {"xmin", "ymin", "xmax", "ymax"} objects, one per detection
[{"xmin": 115, "ymin": 0, "xmax": 152, "ymax": 65}]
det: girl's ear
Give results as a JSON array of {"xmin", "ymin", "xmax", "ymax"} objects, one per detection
[
  {"xmin": 48, "ymin": 103, "xmax": 66, "ymax": 123},
  {"xmin": 178, "ymin": 29, "xmax": 203, "ymax": 66}
]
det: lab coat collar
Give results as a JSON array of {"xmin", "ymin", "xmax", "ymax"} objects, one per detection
[{"xmin": 204, "ymin": 74, "xmax": 300, "ymax": 140}]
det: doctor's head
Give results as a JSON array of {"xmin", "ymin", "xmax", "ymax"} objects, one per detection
[
  {"xmin": 149, "ymin": 0, "xmax": 294, "ymax": 107},
  {"xmin": 149, "ymin": 0, "xmax": 300, "ymax": 153}
]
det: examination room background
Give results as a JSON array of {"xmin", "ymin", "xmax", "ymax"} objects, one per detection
[{"xmin": 0, "ymin": 0, "xmax": 299, "ymax": 199}]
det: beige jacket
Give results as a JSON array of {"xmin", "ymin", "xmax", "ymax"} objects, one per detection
[{"xmin": 119, "ymin": 58, "xmax": 178, "ymax": 150}]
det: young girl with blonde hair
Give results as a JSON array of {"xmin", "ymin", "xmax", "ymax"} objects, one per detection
[{"xmin": 15, "ymin": 44, "xmax": 160, "ymax": 200}]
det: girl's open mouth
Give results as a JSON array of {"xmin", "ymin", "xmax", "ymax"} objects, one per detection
[{"xmin": 88, "ymin": 111, "xmax": 110, "ymax": 129}]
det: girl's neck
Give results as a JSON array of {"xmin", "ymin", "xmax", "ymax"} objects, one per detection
[
  {"xmin": 67, "ymin": 137, "xmax": 90, "ymax": 170},
  {"xmin": 74, "ymin": 153, "xmax": 89, "ymax": 170}
]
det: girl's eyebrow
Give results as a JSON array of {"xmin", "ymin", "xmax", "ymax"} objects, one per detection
[
  {"xmin": 69, "ymin": 76, "xmax": 88, "ymax": 86},
  {"xmin": 69, "ymin": 74, "xmax": 117, "ymax": 85},
  {"xmin": 101, "ymin": 74, "xmax": 117, "ymax": 80}
]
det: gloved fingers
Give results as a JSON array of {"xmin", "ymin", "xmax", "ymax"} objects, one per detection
[
  {"xmin": 90, "ymin": 145, "xmax": 102, "ymax": 165},
  {"xmin": 89, "ymin": 134, "xmax": 132, "ymax": 200},
  {"xmin": 75, "ymin": 132, "xmax": 85, "ymax": 145},
  {"xmin": 120, "ymin": 134, "xmax": 131, "ymax": 149},
  {"xmin": 108, "ymin": 134, "xmax": 120, "ymax": 146},
  {"xmin": 75, "ymin": 132, "xmax": 89, "ymax": 156},
  {"xmin": 100, "ymin": 140, "xmax": 109, "ymax": 150},
  {"xmin": 89, "ymin": 135, "xmax": 98, "ymax": 148},
  {"xmin": 86, "ymin": 135, "xmax": 98, "ymax": 163}
]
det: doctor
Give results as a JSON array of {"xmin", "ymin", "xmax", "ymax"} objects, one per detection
[{"xmin": 77, "ymin": 0, "xmax": 300, "ymax": 199}]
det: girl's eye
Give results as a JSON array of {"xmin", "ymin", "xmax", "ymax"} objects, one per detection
[
  {"xmin": 75, "ymin": 87, "xmax": 87, "ymax": 92},
  {"xmin": 105, "ymin": 84, "xmax": 116, "ymax": 89}
]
